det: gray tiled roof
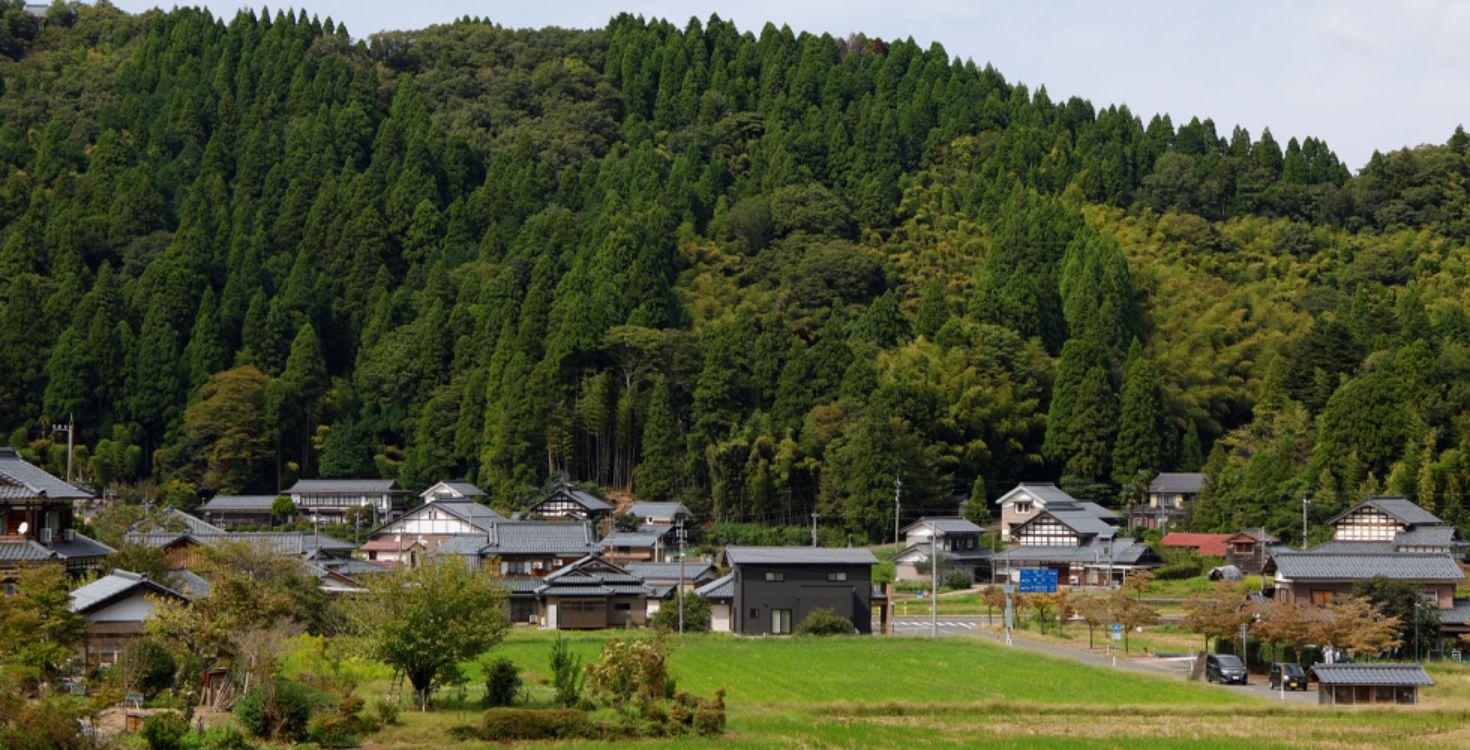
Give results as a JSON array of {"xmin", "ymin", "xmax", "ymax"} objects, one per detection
[
  {"xmin": 423, "ymin": 481, "xmax": 485, "ymax": 497},
  {"xmin": 1394, "ymin": 526, "xmax": 1457, "ymax": 548},
  {"xmin": 1306, "ymin": 541, "xmax": 1396, "ymax": 554},
  {"xmin": 627, "ymin": 502, "xmax": 689, "ymax": 518},
  {"xmin": 622, "ymin": 562, "xmax": 716, "ymax": 583},
  {"xmin": 286, "ymin": 479, "xmax": 401, "ymax": 493},
  {"xmin": 1443, "ymin": 598, "xmax": 1470, "ymax": 626},
  {"xmin": 894, "ymin": 543, "xmax": 992, "ymax": 564},
  {"xmin": 996, "ymin": 482, "xmax": 1075, "ymax": 507},
  {"xmin": 992, "ymin": 538, "xmax": 1154, "ymax": 565},
  {"xmin": 901, "ymin": 516, "xmax": 984, "ymax": 535},
  {"xmin": 695, "ymin": 573, "xmax": 734, "ymax": 599},
  {"xmin": 502, "ymin": 576, "xmax": 545, "ymax": 595},
  {"xmin": 167, "ymin": 509, "xmax": 226, "ymax": 535},
  {"xmin": 0, "ymin": 538, "xmax": 56, "ymax": 561},
  {"xmin": 430, "ymin": 522, "xmax": 599, "ymax": 558},
  {"xmin": 427, "ymin": 500, "xmax": 506, "ymax": 530},
  {"xmin": 1274, "ymin": 552, "xmax": 1464, "ymax": 581},
  {"xmin": 199, "ymin": 495, "xmax": 277, "ymax": 512},
  {"xmin": 0, "ymin": 447, "xmax": 92, "ymax": 500},
  {"xmin": 1309, "ymin": 663, "xmax": 1432, "ymax": 687},
  {"xmin": 124, "ymin": 530, "xmax": 353, "ymax": 555},
  {"xmin": 165, "ymin": 569, "xmax": 211, "ymax": 599},
  {"xmin": 1074, "ymin": 501, "xmax": 1121, "ymax": 521},
  {"xmin": 723, "ymin": 546, "xmax": 878, "ymax": 566},
  {"xmin": 599, "ymin": 532, "xmax": 663, "ymax": 548},
  {"xmin": 540, "ymin": 585, "xmax": 615, "ymax": 597},
  {"xmin": 0, "ymin": 532, "xmax": 113, "ymax": 562},
  {"xmin": 1148, "ymin": 472, "xmax": 1207, "ymax": 494},
  {"xmin": 1026, "ymin": 507, "xmax": 1118, "ymax": 539},
  {"xmin": 70, "ymin": 569, "xmax": 187, "ymax": 613},
  {"xmin": 1329, "ymin": 496, "xmax": 1441, "ymax": 528}
]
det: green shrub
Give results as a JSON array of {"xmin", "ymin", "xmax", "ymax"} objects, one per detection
[
  {"xmin": 186, "ymin": 726, "xmax": 255, "ymax": 750},
  {"xmin": 550, "ymin": 637, "xmax": 585, "ymax": 708},
  {"xmin": 482, "ymin": 658, "xmax": 521, "ymax": 707},
  {"xmin": 234, "ymin": 678, "xmax": 313, "ymax": 741},
  {"xmin": 141, "ymin": 711, "xmax": 189, "ymax": 750},
  {"xmin": 476, "ymin": 708, "xmax": 602, "ymax": 740},
  {"xmin": 1153, "ymin": 557, "xmax": 1204, "ymax": 580},
  {"xmin": 943, "ymin": 570, "xmax": 973, "ymax": 590},
  {"xmin": 649, "ymin": 593, "xmax": 711, "ymax": 632},
  {"xmin": 794, "ymin": 608, "xmax": 853, "ymax": 636},
  {"xmin": 305, "ymin": 695, "xmax": 378, "ymax": 748},
  {"xmin": 121, "ymin": 638, "xmax": 176, "ymax": 698},
  {"xmin": 373, "ymin": 697, "xmax": 401, "ymax": 726}
]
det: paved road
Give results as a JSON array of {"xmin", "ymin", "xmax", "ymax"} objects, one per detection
[{"xmin": 892, "ymin": 616, "xmax": 1315, "ymax": 704}]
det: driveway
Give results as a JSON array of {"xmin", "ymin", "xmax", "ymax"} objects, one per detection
[{"xmin": 892, "ymin": 616, "xmax": 1316, "ymax": 704}]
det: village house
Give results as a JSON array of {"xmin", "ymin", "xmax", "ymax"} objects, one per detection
[
  {"xmin": 534, "ymin": 555, "xmax": 653, "ymax": 630},
  {"xmin": 598, "ymin": 530, "xmax": 667, "ymax": 563},
  {"xmin": 429, "ymin": 521, "xmax": 601, "ymax": 622},
  {"xmin": 358, "ymin": 496, "xmax": 505, "ymax": 565},
  {"xmin": 724, "ymin": 546, "xmax": 879, "ymax": 635},
  {"xmin": 1323, "ymin": 496, "xmax": 1460, "ymax": 552},
  {"xmin": 1224, "ymin": 528, "xmax": 1280, "ymax": 575},
  {"xmin": 1128, "ymin": 472, "xmax": 1207, "ymax": 530},
  {"xmin": 527, "ymin": 479, "xmax": 613, "ymax": 521},
  {"xmin": 125, "ymin": 510, "xmax": 356, "ymax": 569},
  {"xmin": 69, "ymin": 570, "xmax": 191, "ymax": 669},
  {"xmin": 284, "ymin": 478, "xmax": 407, "ymax": 524},
  {"xmin": 197, "ymin": 494, "xmax": 278, "ymax": 528},
  {"xmin": 993, "ymin": 482, "xmax": 1118, "ymax": 541},
  {"xmin": 0, "ymin": 447, "xmax": 112, "ymax": 577},
  {"xmin": 626, "ymin": 501, "xmax": 691, "ymax": 527},
  {"xmin": 625, "ymin": 560, "xmax": 717, "ymax": 617},
  {"xmin": 1271, "ymin": 552, "xmax": 1463, "ymax": 607},
  {"xmin": 1160, "ymin": 532, "xmax": 1231, "ymax": 559},
  {"xmin": 892, "ymin": 516, "xmax": 991, "ymax": 583},
  {"xmin": 418, "ymin": 480, "xmax": 487, "ymax": 504},
  {"xmin": 694, "ymin": 573, "xmax": 735, "ymax": 632},
  {"xmin": 990, "ymin": 506, "xmax": 1160, "ymax": 588}
]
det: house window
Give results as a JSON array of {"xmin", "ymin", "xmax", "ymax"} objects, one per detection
[
  {"xmin": 1311, "ymin": 590, "xmax": 1335, "ymax": 606},
  {"xmin": 749, "ymin": 609, "xmax": 760, "ymax": 620},
  {"xmin": 613, "ymin": 602, "xmax": 632, "ymax": 611},
  {"xmin": 765, "ymin": 572, "xmax": 785, "ymax": 582},
  {"xmin": 1014, "ymin": 501, "xmax": 1033, "ymax": 514},
  {"xmin": 827, "ymin": 572, "xmax": 848, "ymax": 582},
  {"xmin": 772, "ymin": 608, "xmax": 793, "ymax": 634}
]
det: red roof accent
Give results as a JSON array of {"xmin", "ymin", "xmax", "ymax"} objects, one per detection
[{"xmin": 1160, "ymin": 532, "xmax": 1231, "ymax": 557}]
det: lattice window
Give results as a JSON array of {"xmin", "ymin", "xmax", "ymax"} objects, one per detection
[{"xmin": 1333, "ymin": 508, "xmax": 1402, "ymax": 541}]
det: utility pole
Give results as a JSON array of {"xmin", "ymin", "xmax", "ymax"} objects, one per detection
[
  {"xmin": 677, "ymin": 521, "xmax": 687, "ymax": 635},
  {"xmin": 1305, "ymin": 494, "xmax": 1317, "ymax": 547},
  {"xmin": 930, "ymin": 519, "xmax": 939, "ymax": 637},
  {"xmin": 893, "ymin": 475, "xmax": 903, "ymax": 553},
  {"xmin": 810, "ymin": 511, "xmax": 820, "ymax": 547},
  {"xmin": 50, "ymin": 413, "xmax": 75, "ymax": 483}
]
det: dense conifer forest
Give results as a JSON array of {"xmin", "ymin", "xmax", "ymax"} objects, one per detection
[{"xmin": 2, "ymin": 2, "xmax": 1469, "ymax": 542}]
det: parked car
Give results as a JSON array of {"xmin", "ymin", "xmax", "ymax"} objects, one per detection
[
  {"xmin": 1204, "ymin": 654, "xmax": 1248, "ymax": 685},
  {"xmin": 1268, "ymin": 662, "xmax": 1307, "ymax": 691}
]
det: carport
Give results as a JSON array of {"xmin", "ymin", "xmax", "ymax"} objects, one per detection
[{"xmin": 1308, "ymin": 663, "xmax": 1432, "ymax": 705}]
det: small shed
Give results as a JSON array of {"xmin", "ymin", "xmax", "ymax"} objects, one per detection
[{"xmin": 1309, "ymin": 663, "xmax": 1432, "ymax": 705}]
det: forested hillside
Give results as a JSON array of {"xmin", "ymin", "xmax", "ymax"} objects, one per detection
[{"xmin": 2, "ymin": 3, "xmax": 1469, "ymax": 542}]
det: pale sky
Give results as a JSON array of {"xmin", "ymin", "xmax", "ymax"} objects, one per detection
[{"xmin": 110, "ymin": 1, "xmax": 1470, "ymax": 171}]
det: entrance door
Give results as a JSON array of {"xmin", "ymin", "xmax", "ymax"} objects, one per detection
[{"xmin": 557, "ymin": 599, "xmax": 608, "ymax": 629}]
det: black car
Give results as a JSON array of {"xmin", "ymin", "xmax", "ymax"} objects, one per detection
[
  {"xmin": 1204, "ymin": 654, "xmax": 1248, "ymax": 685},
  {"xmin": 1269, "ymin": 662, "xmax": 1307, "ymax": 691}
]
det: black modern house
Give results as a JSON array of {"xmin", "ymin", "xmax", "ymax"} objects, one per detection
[{"xmin": 724, "ymin": 546, "xmax": 879, "ymax": 635}]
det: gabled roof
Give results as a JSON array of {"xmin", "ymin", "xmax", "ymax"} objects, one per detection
[
  {"xmin": 1015, "ymin": 507, "xmax": 1117, "ymax": 540},
  {"xmin": 1072, "ymin": 500, "xmax": 1120, "ymax": 521},
  {"xmin": 531, "ymin": 480, "xmax": 612, "ymax": 512},
  {"xmin": 167, "ymin": 509, "xmax": 226, "ymax": 535},
  {"xmin": 70, "ymin": 569, "xmax": 188, "ymax": 613},
  {"xmin": 0, "ymin": 447, "xmax": 92, "ymax": 500},
  {"xmin": 1329, "ymin": 496, "xmax": 1441, "ymax": 528},
  {"xmin": 124, "ymin": 530, "xmax": 354, "ymax": 555},
  {"xmin": 994, "ymin": 482, "xmax": 1075, "ymax": 508},
  {"xmin": 900, "ymin": 516, "xmax": 984, "ymax": 536},
  {"xmin": 1148, "ymin": 473, "xmax": 1207, "ymax": 494},
  {"xmin": 694, "ymin": 573, "xmax": 734, "ymax": 600},
  {"xmin": 599, "ymin": 531, "xmax": 664, "ymax": 549},
  {"xmin": 165, "ymin": 569, "xmax": 211, "ymax": 599},
  {"xmin": 536, "ymin": 555, "xmax": 651, "ymax": 597},
  {"xmin": 421, "ymin": 480, "xmax": 486, "ymax": 499},
  {"xmin": 893, "ymin": 542, "xmax": 992, "ymax": 564},
  {"xmin": 285, "ymin": 478, "xmax": 402, "ymax": 494},
  {"xmin": 1393, "ymin": 526, "xmax": 1458, "ymax": 548},
  {"xmin": 1161, "ymin": 533, "xmax": 1232, "ymax": 557},
  {"xmin": 992, "ymin": 538, "xmax": 1156, "ymax": 565},
  {"xmin": 1309, "ymin": 663, "xmax": 1432, "ymax": 687},
  {"xmin": 429, "ymin": 522, "xmax": 599, "ymax": 558},
  {"xmin": 1228, "ymin": 528, "xmax": 1279, "ymax": 543},
  {"xmin": 0, "ymin": 532, "xmax": 114, "ymax": 562},
  {"xmin": 723, "ymin": 547, "xmax": 878, "ymax": 566},
  {"xmin": 1274, "ymin": 552, "xmax": 1464, "ymax": 581},
  {"xmin": 622, "ymin": 561, "xmax": 716, "ymax": 583},
  {"xmin": 627, "ymin": 502, "xmax": 689, "ymax": 519},
  {"xmin": 199, "ymin": 495, "xmax": 277, "ymax": 512},
  {"xmin": 1443, "ymin": 598, "xmax": 1470, "ymax": 626}
]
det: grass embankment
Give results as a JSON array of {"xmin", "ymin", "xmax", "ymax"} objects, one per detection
[{"xmin": 277, "ymin": 630, "xmax": 1470, "ymax": 749}]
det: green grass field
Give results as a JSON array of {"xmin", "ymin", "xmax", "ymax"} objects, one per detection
[{"xmin": 276, "ymin": 630, "xmax": 1470, "ymax": 749}]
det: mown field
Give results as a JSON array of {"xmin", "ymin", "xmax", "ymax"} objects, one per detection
[{"xmin": 275, "ymin": 630, "xmax": 1470, "ymax": 749}]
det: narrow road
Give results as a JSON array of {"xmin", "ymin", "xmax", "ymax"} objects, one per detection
[{"xmin": 891, "ymin": 616, "xmax": 1315, "ymax": 704}]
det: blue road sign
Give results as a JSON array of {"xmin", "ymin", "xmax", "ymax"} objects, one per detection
[
  {"xmin": 1018, "ymin": 568, "xmax": 1058, "ymax": 593},
  {"xmin": 1111, "ymin": 623, "xmax": 1123, "ymax": 641}
]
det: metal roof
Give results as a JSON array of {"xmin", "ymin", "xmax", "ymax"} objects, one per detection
[
  {"xmin": 694, "ymin": 573, "xmax": 734, "ymax": 599},
  {"xmin": 421, "ymin": 481, "xmax": 486, "ymax": 498},
  {"xmin": 1073, "ymin": 501, "xmax": 1121, "ymax": 521},
  {"xmin": 421, "ymin": 499, "xmax": 505, "ymax": 529},
  {"xmin": 992, "ymin": 539, "xmax": 1155, "ymax": 565},
  {"xmin": 1148, "ymin": 472, "xmax": 1207, "ymax": 494},
  {"xmin": 0, "ymin": 447, "xmax": 92, "ymax": 500},
  {"xmin": 599, "ymin": 532, "xmax": 663, "ymax": 548},
  {"xmin": 893, "ymin": 543, "xmax": 992, "ymax": 564},
  {"xmin": 70, "ymin": 570, "xmax": 188, "ymax": 613},
  {"xmin": 995, "ymin": 482, "xmax": 1075, "ymax": 507},
  {"xmin": 1274, "ymin": 552, "xmax": 1464, "ymax": 581},
  {"xmin": 900, "ymin": 516, "xmax": 984, "ymax": 536},
  {"xmin": 723, "ymin": 546, "xmax": 878, "ymax": 566},
  {"xmin": 1329, "ymin": 496, "xmax": 1441, "ymax": 528},
  {"xmin": 622, "ymin": 561, "xmax": 716, "ymax": 582},
  {"xmin": 286, "ymin": 479, "xmax": 402, "ymax": 493},
  {"xmin": 627, "ymin": 502, "xmax": 689, "ymax": 518},
  {"xmin": 1309, "ymin": 664, "xmax": 1432, "ymax": 687},
  {"xmin": 199, "ymin": 495, "xmax": 277, "ymax": 512}
]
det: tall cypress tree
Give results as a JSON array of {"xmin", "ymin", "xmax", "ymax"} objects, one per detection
[
  {"xmin": 635, "ymin": 376, "xmax": 682, "ymax": 502},
  {"xmin": 1111, "ymin": 342, "xmax": 1164, "ymax": 486}
]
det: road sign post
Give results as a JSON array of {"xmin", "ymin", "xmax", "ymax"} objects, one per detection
[{"xmin": 1018, "ymin": 568, "xmax": 1058, "ymax": 594}]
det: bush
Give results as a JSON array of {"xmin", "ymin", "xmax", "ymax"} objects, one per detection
[
  {"xmin": 306, "ymin": 696, "xmax": 379, "ymax": 749},
  {"xmin": 373, "ymin": 697, "xmax": 401, "ymax": 726},
  {"xmin": 586, "ymin": 638, "xmax": 670, "ymax": 711},
  {"xmin": 482, "ymin": 658, "xmax": 521, "ymax": 707},
  {"xmin": 121, "ymin": 638, "xmax": 176, "ymax": 698},
  {"xmin": 476, "ymin": 708, "xmax": 602, "ymax": 740},
  {"xmin": 943, "ymin": 570, "xmax": 973, "ymax": 590},
  {"xmin": 794, "ymin": 608, "xmax": 853, "ymax": 636},
  {"xmin": 234, "ymin": 678, "xmax": 313, "ymax": 741},
  {"xmin": 1153, "ymin": 557, "xmax": 1204, "ymax": 580},
  {"xmin": 649, "ymin": 593, "xmax": 711, "ymax": 632},
  {"xmin": 141, "ymin": 711, "xmax": 189, "ymax": 750},
  {"xmin": 550, "ymin": 637, "xmax": 585, "ymax": 708},
  {"xmin": 186, "ymin": 726, "xmax": 256, "ymax": 750}
]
